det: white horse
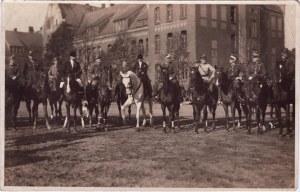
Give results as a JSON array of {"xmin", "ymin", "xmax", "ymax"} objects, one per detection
[{"xmin": 119, "ymin": 70, "xmax": 153, "ymax": 131}]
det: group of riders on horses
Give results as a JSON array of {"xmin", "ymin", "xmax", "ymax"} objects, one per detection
[{"xmin": 5, "ymin": 47, "xmax": 295, "ymax": 135}]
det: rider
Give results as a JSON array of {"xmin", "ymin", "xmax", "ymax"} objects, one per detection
[
  {"xmin": 6, "ymin": 55, "xmax": 21, "ymax": 89},
  {"xmin": 246, "ymin": 51, "xmax": 266, "ymax": 81},
  {"xmin": 218, "ymin": 54, "xmax": 245, "ymax": 104},
  {"xmin": 131, "ymin": 54, "xmax": 152, "ymax": 98},
  {"xmin": 152, "ymin": 53, "xmax": 183, "ymax": 102},
  {"xmin": 277, "ymin": 48, "xmax": 294, "ymax": 75},
  {"xmin": 48, "ymin": 57, "xmax": 62, "ymax": 91},
  {"xmin": 23, "ymin": 50, "xmax": 42, "ymax": 90},
  {"xmin": 197, "ymin": 54, "xmax": 217, "ymax": 104},
  {"xmin": 61, "ymin": 51, "xmax": 84, "ymax": 94}
]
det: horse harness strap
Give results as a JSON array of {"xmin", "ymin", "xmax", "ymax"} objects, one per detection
[
  {"xmin": 199, "ymin": 65, "xmax": 209, "ymax": 77},
  {"xmin": 132, "ymin": 80, "xmax": 142, "ymax": 96}
]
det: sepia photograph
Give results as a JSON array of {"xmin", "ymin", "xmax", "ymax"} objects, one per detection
[{"xmin": 1, "ymin": 0, "xmax": 298, "ymax": 190}]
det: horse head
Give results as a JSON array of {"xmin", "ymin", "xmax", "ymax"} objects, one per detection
[
  {"xmin": 159, "ymin": 66, "xmax": 169, "ymax": 83},
  {"xmin": 249, "ymin": 75, "xmax": 267, "ymax": 100},
  {"xmin": 189, "ymin": 67, "xmax": 202, "ymax": 90},
  {"xmin": 120, "ymin": 71, "xmax": 133, "ymax": 95},
  {"xmin": 34, "ymin": 72, "xmax": 49, "ymax": 94},
  {"xmin": 215, "ymin": 68, "xmax": 225, "ymax": 87}
]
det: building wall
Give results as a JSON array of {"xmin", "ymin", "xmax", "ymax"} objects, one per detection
[{"xmin": 42, "ymin": 4, "xmax": 63, "ymax": 48}]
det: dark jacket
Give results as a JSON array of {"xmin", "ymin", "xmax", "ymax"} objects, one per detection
[
  {"xmin": 226, "ymin": 63, "xmax": 244, "ymax": 79},
  {"xmin": 131, "ymin": 61, "xmax": 149, "ymax": 79},
  {"xmin": 6, "ymin": 63, "xmax": 21, "ymax": 80},
  {"xmin": 62, "ymin": 60, "xmax": 82, "ymax": 80},
  {"xmin": 159, "ymin": 62, "xmax": 178, "ymax": 80},
  {"xmin": 246, "ymin": 61, "xmax": 266, "ymax": 78}
]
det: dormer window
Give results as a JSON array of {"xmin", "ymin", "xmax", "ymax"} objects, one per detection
[{"xmin": 114, "ymin": 19, "xmax": 127, "ymax": 33}]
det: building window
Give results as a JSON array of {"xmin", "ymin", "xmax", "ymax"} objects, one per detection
[
  {"xmin": 211, "ymin": 40, "xmax": 218, "ymax": 66},
  {"xmin": 231, "ymin": 34, "xmax": 237, "ymax": 52},
  {"xmin": 167, "ymin": 4, "xmax": 173, "ymax": 22},
  {"xmin": 146, "ymin": 38, "xmax": 149, "ymax": 56},
  {"xmin": 221, "ymin": 6, "xmax": 227, "ymax": 21},
  {"xmin": 107, "ymin": 44, "xmax": 112, "ymax": 53},
  {"xmin": 211, "ymin": 5, "xmax": 217, "ymax": 19},
  {"xmin": 138, "ymin": 39, "xmax": 144, "ymax": 54},
  {"xmin": 154, "ymin": 7, "xmax": 160, "ymax": 24},
  {"xmin": 180, "ymin": 5, "xmax": 187, "ymax": 19},
  {"xmin": 200, "ymin": 5, "xmax": 207, "ymax": 18},
  {"xmin": 180, "ymin": 31, "xmax": 187, "ymax": 49},
  {"xmin": 230, "ymin": 6, "xmax": 237, "ymax": 23},
  {"xmin": 271, "ymin": 16, "xmax": 276, "ymax": 30},
  {"xmin": 155, "ymin": 35, "xmax": 160, "ymax": 53},
  {"xmin": 250, "ymin": 20, "xmax": 257, "ymax": 38},
  {"xmin": 131, "ymin": 40, "xmax": 136, "ymax": 55},
  {"xmin": 278, "ymin": 17, "xmax": 283, "ymax": 31},
  {"xmin": 167, "ymin": 33, "xmax": 173, "ymax": 51}
]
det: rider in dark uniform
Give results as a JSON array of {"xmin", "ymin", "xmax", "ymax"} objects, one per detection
[
  {"xmin": 61, "ymin": 51, "xmax": 83, "ymax": 93},
  {"xmin": 6, "ymin": 55, "xmax": 21, "ymax": 89},
  {"xmin": 48, "ymin": 57, "xmax": 62, "ymax": 91},
  {"xmin": 246, "ymin": 52, "xmax": 266, "ymax": 80},
  {"xmin": 131, "ymin": 54, "xmax": 152, "ymax": 98},
  {"xmin": 23, "ymin": 51, "xmax": 42, "ymax": 90},
  {"xmin": 276, "ymin": 49, "xmax": 295, "ymax": 90},
  {"xmin": 152, "ymin": 54, "xmax": 183, "ymax": 102}
]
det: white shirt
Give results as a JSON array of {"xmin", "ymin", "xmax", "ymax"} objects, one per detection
[
  {"xmin": 70, "ymin": 59, "xmax": 74, "ymax": 68},
  {"xmin": 139, "ymin": 61, "xmax": 142, "ymax": 68},
  {"xmin": 198, "ymin": 63, "xmax": 216, "ymax": 81}
]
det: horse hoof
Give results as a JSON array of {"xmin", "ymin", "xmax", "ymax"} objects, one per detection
[
  {"xmin": 33, "ymin": 126, "xmax": 36, "ymax": 130},
  {"xmin": 47, "ymin": 126, "xmax": 51, "ymax": 130}
]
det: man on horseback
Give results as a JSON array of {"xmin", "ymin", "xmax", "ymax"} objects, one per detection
[
  {"xmin": 218, "ymin": 55, "xmax": 245, "ymax": 104},
  {"xmin": 6, "ymin": 55, "xmax": 21, "ymax": 82},
  {"xmin": 131, "ymin": 54, "xmax": 152, "ymax": 98},
  {"xmin": 246, "ymin": 52, "xmax": 266, "ymax": 80},
  {"xmin": 61, "ymin": 51, "xmax": 84, "ymax": 94},
  {"xmin": 48, "ymin": 57, "xmax": 62, "ymax": 91},
  {"xmin": 23, "ymin": 51, "xmax": 42, "ymax": 91},
  {"xmin": 152, "ymin": 54, "xmax": 183, "ymax": 102},
  {"xmin": 277, "ymin": 48, "xmax": 295, "ymax": 75},
  {"xmin": 197, "ymin": 54, "xmax": 217, "ymax": 104}
]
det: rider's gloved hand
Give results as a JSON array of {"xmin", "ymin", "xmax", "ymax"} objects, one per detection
[{"xmin": 248, "ymin": 76, "xmax": 253, "ymax": 80}]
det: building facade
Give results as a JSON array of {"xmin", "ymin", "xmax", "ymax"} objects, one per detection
[
  {"xmin": 72, "ymin": 4, "xmax": 285, "ymax": 89},
  {"xmin": 5, "ymin": 27, "xmax": 43, "ymax": 65}
]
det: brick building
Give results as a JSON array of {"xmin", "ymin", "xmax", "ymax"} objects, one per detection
[
  {"xmin": 72, "ymin": 4, "xmax": 284, "ymax": 88},
  {"xmin": 5, "ymin": 27, "xmax": 43, "ymax": 65}
]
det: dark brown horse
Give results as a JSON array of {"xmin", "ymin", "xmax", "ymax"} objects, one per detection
[
  {"xmin": 96, "ymin": 82, "xmax": 111, "ymax": 131},
  {"xmin": 115, "ymin": 80, "xmax": 131, "ymax": 123},
  {"xmin": 243, "ymin": 75, "xmax": 269, "ymax": 134},
  {"xmin": 62, "ymin": 75, "xmax": 85, "ymax": 132},
  {"xmin": 48, "ymin": 79, "xmax": 63, "ymax": 120},
  {"xmin": 5, "ymin": 75, "xmax": 22, "ymax": 130},
  {"xmin": 158, "ymin": 66, "xmax": 180, "ymax": 133},
  {"xmin": 271, "ymin": 69, "xmax": 295, "ymax": 137},
  {"xmin": 215, "ymin": 68, "xmax": 242, "ymax": 131},
  {"xmin": 189, "ymin": 67, "xmax": 217, "ymax": 133},
  {"xmin": 84, "ymin": 81, "xmax": 99, "ymax": 129}
]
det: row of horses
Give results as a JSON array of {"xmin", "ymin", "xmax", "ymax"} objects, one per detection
[{"xmin": 5, "ymin": 66, "xmax": 295, "ymax": 137}]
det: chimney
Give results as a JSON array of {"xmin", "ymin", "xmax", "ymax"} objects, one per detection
[
  {"xmin": 101, "ymin": 4, "xmax": 105, "ymax": 8},
  {"xmin": 110, "ymin": 4, "xmax": 114, "ymax": 7},
  {"xmin": 29, "ymin": 26, "xmax": 34, "ymax": 33},
  {"xmin": 14, "ymin": 28, "xmax": 17, "ymax": 32}
]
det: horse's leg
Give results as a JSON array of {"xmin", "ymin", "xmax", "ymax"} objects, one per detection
[
  {"xmin": 49, "ymin": 99, "xmax": 54, "ymax": 119},
  {"xmin": 261, "ymin": 105, "xmax": 267, "ymax": 133},
  {"xmin": 42, "ymin": 100, "xmax": 51, "ymax": 130},
  {"xmin": 236, "ymin": 103, "xmax": 242, "ymax": 128},
  {"xmin": 73, "ymin": 104, "xmax": 78, "ymax": 133},
  {"xmin": 176, "ymin": 106, "xmax": 180, "ymax": 130},
  {"xmin": 170, "ymin": 106, "xmax": 175, "ymax": 134},
  {"xmin": 211, "ymin": 104, "xmax": 216, "ymax": 130},
  {"xmin": 89, "ymin": 105, "xmax": 94, "ymax": 129},
  {"xmin": 58, "ymin": 99, "xmax": 63, "ymax": 118},
  {"xmin": 256, "ymin": 106, "xmax": 261, "ymax": 134},
  {"xmin": 26, "ymin": 99, "xmax": 32, "ymax": 122},
  {"xmin": 128, "ymin": 105, "xmax": 131, "ymax": 121},
  {"xmin": 117, "ymin": 102, "xmax": 122, "ymax": 124},
  {"xmin": 203, "ymin": 105, "xmax": 208, "ymax": 133},
  {"xmin": 193, "ymin": 105, "xmax": 199, "ymax": 134},
  {"xmin": 247, "ymin": 105, "xmax": 252, "ymax": 134},
  {"xmin": 231, "ymin": 103, "xmax": 236, "ymax": 131},
  {"xmin": 161, "ymin": 104, "xmax": 167, "ymax": 133},
  {"xmin": 223, "ymin": 105, "xmax": 229, "ymax": 131},
  {"xmin": 32, "ymin": 101, "xmax": 38, "ymax": 129},
  {"xmin": 141, "ymin": 102, "xmax": 147, "ymax": 127},
  {"xmin": 135, "ymin": 100, "xmax": 141, "ymax": 131},
  {"xmin": 121, "ymin": 99, "xmax": 131, "ymax": 126},
  {"xmin": 148, "ymin": 98, "xmax": 153, "ymax": 127},
  {"xmin": 12, "ymin": 102, "xmax": 20, "ymax": 130},
  {"xmin": 270, "ymin": 104, "xmax": 274, "ymax": 119},
  {"xmin": 275, "ymin": 105, "xmax": 283, "ymax": 137},
  {"xmin": 79, "ymin": 103, "xmax": 85, "ymax": 129},
  {"xmin": 285, "ymin": 104, "xmax": 291, "ymax": 137},
  {"xmin": 63, "ymin": 102, "xmax": 70, "ymax": 132}
]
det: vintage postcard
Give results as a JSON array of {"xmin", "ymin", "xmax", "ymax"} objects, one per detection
[{"xmin": 1, "ymin": 0, "xmax": 298, "ymax": 191}]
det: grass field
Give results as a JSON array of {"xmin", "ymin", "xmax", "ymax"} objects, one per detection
[{"xmin": 4, "ymin": 102, "xmax": 295, "ymax": 188}]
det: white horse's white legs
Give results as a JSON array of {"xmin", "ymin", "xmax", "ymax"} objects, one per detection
[
  {"xmin": 136, "ymin": 101, "xmax": 142, "ymax": 128},
  {"xmin": 63, "ymin": 116, "xmax": 68, "ymax": 128}
]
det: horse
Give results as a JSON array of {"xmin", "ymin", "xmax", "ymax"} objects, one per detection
[
  {"xmin": 157, "ymin": 66, "xmax": 180, "ymax": 133},
  {"xmin": 62, "ymin": 75, "xmax": 85, "ymax": 132},
  {"xmin": 5, "ymin": 76, "xmax": 22, "ymax": 130},
  {"xmin": 48, "ymin": 78, "xmax": 63, "ymax": 120},
  {"xmin": 215, "ymin": 68, "xmax": 242, "ymax": 131},
  {"xmin": 243, "ymin": 75, "xmax": 269, "ymax": 134},
  {"xmin": 22, "ymin": 71, "xmax": 51, "ymax": 130},
  {"xmin": 271, "ymin": 69, "xmax": 295, "ymax": 137},
  {"xmin": 189, "ymin": 67, "xmax": 217, "ymax": 133},
  {"xmin": 83, "ymin": 81, "xmax": 99, "ymax": 129},
  {"xmin": 119, "ymin": 70, "xmax": 153, "ymax": 131},
  {"xmin": 96, "ymin": 81, "xmax": 111, "ymax": 131},
  {"xmin": 114, "ymin": 80, "xmax": 131, "ymax": 123}
]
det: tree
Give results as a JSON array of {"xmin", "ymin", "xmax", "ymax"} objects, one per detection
[{"xmin": 44, "ymin": 23, "xmax": 75, "ymax": 66}]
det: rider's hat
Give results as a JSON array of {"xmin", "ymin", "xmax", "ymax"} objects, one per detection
[
  {"xmin": 28, "ymin": 50, "xmax": 33, "ymax": 56},
  {"xmin": 70, "ymin": 51, "xmax": 77, "ymax": 57},
  {"xmin": 229, "ymin": 55, "xmax": 237, "ymax": 61},
  {"xmin": 165, "ymin": 53, "xmax": 172, "ymax": 59},
  {"xmin": 200, "ymin": 54, "xmax": 207, "ymax": 60},
  {"xmin": 252, "ymin": 51, "xmax": 260, "ymax": 58},
  {"xmin": 281, "ymin": 48, "xmax": 288, "ymax": 57},
  {"xmin": 52, "ymin": 57, "xmax": 58, "ymax": 63},
  {"xmin": 137, "ymin": 54, "xmax": 143, "ymax": 60},
  {"xmin": 9, "ymin": 54, "xmax": 15, "ymax": 60}
]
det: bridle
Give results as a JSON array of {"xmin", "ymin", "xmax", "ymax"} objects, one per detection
[{"xmin": 123, "ymin": 76, "xmax": 142, "ymax": 97}]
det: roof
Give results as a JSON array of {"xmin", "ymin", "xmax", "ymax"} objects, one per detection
[
  {"xmin": 260, "ymin": 5, "xmax": 283, "ymax": 14},
  {"xmin": 76, "ymin": 4, "xmax": 146, "ymax": 36},
  {"xmin": 5, "ymin": 30, "xmax": 43, "ymax": 48},
  {"xmin": 58, "ymin": 4, "xmax": 100, "ymax": 28}
]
